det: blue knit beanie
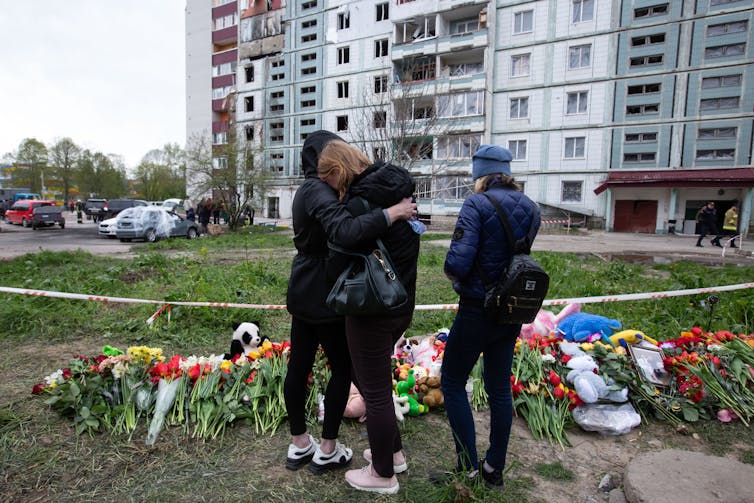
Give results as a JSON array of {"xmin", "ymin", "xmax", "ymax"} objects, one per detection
[{"xmin": 472, "ymin": 145, "xmax": 512, "ymax": 180}]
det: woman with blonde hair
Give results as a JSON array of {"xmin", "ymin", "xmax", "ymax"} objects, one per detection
[{"xmin": 318, "ymin": 140, "xmax": 420, "ymax": 495}]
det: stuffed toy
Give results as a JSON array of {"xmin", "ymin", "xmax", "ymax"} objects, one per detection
[
  {"xmin": 416, "ymin": 375, "xmax": 444, "ymax": 408},
  {"xmin": 609, "ymin": 330, "xmax": 659, "ymax": 348},
  {"xmin": 520, "ymin": 303, "xmax": 581, "ymax": 340},
  {"xmin": 395, "ymin": 369, "xmax": 428, "ymax": 416},
  {"xmin": 393, "ymin": 393, "xmax": 410, "ymax": 422},
  {"xmin": 566, "ymin": 368, "xmax": 628, "ymax": 404},
  {"xmin": 556, "ymin": 312, "xmax": 621, "ymax": 344},
  {"xmin": 103, "ymin": 345, "xmax": 123, "ymax": 357},
  {"xmin": 225, "ymin": 321, "xmax": 266, "ymax": 360},
  {"xmin": 343, "ymin": 383, "xmax": 367, "ymax": 422}
]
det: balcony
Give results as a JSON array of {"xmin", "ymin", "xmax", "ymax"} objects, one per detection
[
  {"xmin": 212, "ymin": 120, "xmax": 230, "ymax": 133},
  {"xmin": 212, "ymin": 98, "xmax": 229, "ymax": 112},
  {"xmin": 212, "ymin": 74, "xmax": 235, "ymax": 89},
  {"xmin": 213, "ymin": 25, "xmax": 238, "ymax": 46},
  {"xmin": 436, "ymin": 29, "xmax": 487, "ymax": 54}
]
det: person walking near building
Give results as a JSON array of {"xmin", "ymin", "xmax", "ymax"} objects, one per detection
[
  {"xmin": 696, "ymin": 201, "xmax": 719, "ymax": 247},
  {"xmin": 438, "ymin": 145, "xmax": 541, "ymax": 489},
  {"xmin": 716, "ymin": 202, "xmax": 739, "ymax": 248},
  {"xmin": 197, "ymin": 199, "xmax": 211, "ymax": 235}
]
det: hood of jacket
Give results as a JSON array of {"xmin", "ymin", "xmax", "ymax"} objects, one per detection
[{"xmin": 301, "ymin": 130, "xmax": 345, "ymax": 179}]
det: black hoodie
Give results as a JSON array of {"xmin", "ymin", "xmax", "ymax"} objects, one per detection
[{"xmin": 286, "ymin": 131, "xmax": 391, "ymax": 323}]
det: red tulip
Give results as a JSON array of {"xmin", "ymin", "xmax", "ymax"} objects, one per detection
[{"xmin": 549, "ymin": 370, "xmax": 561, "ymax": 387}]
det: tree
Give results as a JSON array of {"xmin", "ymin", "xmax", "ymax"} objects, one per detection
[
  {"xmin": 13, "ymin": 138, "xmax": 49, "ymax": 194},
  {"xmin": 75, "ymin": 150, "xmax": 128, "ymax": 199},
  {"xmin": 185, "ymin": 129, "xmax": 267, "ymax": 231},
  {"xmin": 49, "ymin": 138, "xmax": 81, "ymax": 205},
  {"xmin": 135, "ymin": 144, "xmax": 186, "ymax": 201}
]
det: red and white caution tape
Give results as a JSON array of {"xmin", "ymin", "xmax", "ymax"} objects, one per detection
[{"xmin": 2, "ymin": 283, "xmax": 753, "ymax": 317}]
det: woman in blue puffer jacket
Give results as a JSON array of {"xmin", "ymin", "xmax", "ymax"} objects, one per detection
[{"xmin": 439, "ymin": 145, "xmax": 540, "ymax": 489}]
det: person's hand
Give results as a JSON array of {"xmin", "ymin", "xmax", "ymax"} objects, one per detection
[{"xmin": 386, "ymin": 197, "xmax": 417, "ymax": 222}]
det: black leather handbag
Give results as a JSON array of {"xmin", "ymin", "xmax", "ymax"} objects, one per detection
[{"xmin": 326, "ymin": 238, "xmax": 407, "ymax": 316}]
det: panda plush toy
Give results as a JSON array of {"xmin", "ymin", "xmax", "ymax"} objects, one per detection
[{"xmin": 226, "ymin": 321, "xmax": 267, "ymax": 360}]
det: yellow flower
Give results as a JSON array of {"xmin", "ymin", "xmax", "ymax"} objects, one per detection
[
  {"xmin": 580, "ymin": 342, "xmax": 594, "ymax": 351},
  {"xmin": 220, "ymin": 360, "xmax": 232, "ymax": 372},
  {"xmin": 615, "ymin": 346, "xmax": 627, "ymax": 356},
  {"xmin": 49, "ymin": 381, "xmax": 57, "ymax": 389},
  {"xmin": 249, "ymin": 350, "xmax": 260, "ymax": 360},
  {"xmin": 261, "ymin": 340, "xmax": 273, "ymax": 352}
]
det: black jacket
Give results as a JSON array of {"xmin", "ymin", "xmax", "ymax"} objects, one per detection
[
  {"xmin": 330, "ymin": 161, "xmax": 420, "ymax": 317},
  {"xmin": 287, "ymin": 131, "xmax": 390, "ymax": 323}
]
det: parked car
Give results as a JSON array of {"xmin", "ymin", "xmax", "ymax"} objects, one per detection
[
  {"xmin": 98, "ymin": 208, "xmax": 136, "ymax": 238},
  {"xmin": 31, "ymin": 205, "xmax": 65, "ymax": 230},
  {"xmin": 161, "ymin": 198, "xmax": 184, "ymax": 212},
  {"xmin": 116, "ymin": 207, "xmax": 199, "ymax": 242},
  {"xmin": 101, "ymin": 199, "xmax": 148, "ymax": 220},
  {"xmin": 5, "ymin": 200, "xmax": 56, "ymax": 227},
  {"xmin": 85, "ymin": 199, "xmax": 107, "ymax": 221}
]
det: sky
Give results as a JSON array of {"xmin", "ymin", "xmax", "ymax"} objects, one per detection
[{"xmin": 0, "ymin": 1, "xmax": 186, "ymax": 170}]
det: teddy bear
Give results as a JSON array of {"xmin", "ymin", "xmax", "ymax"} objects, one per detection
[
  {"xmin": 560, "ymin": 341, "xmax": 628, "ymax": 404},
  {"xmin": 416, "ymin": 375, "xmax": 444, "ymax": 408},
  {"xmin": 556, "ymin": 312, "xmax": 622, "ymax": 344},
  {"xmin": 225, "ymin": 321, "xmax": 266, "ymax": 360}
]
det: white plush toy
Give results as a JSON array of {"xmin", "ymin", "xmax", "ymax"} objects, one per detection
[{"xmin": 226, "ymin": 321, "xmax": 266, "ymax": 359}]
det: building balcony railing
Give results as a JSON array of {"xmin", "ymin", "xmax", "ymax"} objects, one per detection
[
  {"xmin": 212, "ymin": 120, "xmax": 230, "ymax": 133},
  {"xmin": 212, "ymin": 98, "xmax": 229, "ymax": 112},
  {"xmin": 213, "ymin": 25, "xmax": 238, "ymax": 46}
]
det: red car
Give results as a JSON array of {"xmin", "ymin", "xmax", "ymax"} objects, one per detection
[{"xmin": 5, "ymin": 200, "xmax": 56, "ymax": 227}]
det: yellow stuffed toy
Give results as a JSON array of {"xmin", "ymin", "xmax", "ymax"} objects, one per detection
[{"xmin": 609, "ymin": 330, "xmax": 658, "ymax": 348}]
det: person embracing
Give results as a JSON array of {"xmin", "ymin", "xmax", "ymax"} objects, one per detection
[
  {"xmin": 317, "ymin": 140, "xmax": 420, "ymax": 495},
  {"xmin": 438, "ymin": 145, "xmax": 541, "ymax": 489},
  {"xmin": 283, "ymin": 131, "xmax": 416, "ymax": 477}
]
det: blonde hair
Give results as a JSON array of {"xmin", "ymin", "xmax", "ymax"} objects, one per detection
[
  {"xmin": 473, "ymin": 174, "xmax": 520, "ymax": 194},
  {"xmin": 318, "ymin": 141, "xmax": 371, "ymax": 200}
]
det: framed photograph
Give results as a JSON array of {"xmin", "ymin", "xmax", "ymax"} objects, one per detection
[{"xmin": 628, "ymin": 345, "xmax": 672, "ymax": 388}]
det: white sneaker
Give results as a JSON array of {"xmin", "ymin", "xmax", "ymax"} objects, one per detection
[
  {"xmin": 363, "ymin": 448, "xmax": 407, "ymax": 473},
  {"xmin": 309, "ymin": 441, "xmax": 353, "ymax": 474},
  {"xmin": 285, "ymin": 434, "xmax": 318, "ymax": 470}
]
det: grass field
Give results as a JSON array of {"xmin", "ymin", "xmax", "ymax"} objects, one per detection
[{"xmin": 1, "ymin": 228, "xmax": 753, "ymax": 502}]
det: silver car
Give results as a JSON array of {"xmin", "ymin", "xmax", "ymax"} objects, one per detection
[{"xmin": 116, "ymin": 207, "xmax": 199, "ymax": 243}]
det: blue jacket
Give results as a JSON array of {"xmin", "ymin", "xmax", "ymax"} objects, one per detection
[{"xmin": 444, "ymin": 183, "xmax": 540, "ymax": 300}]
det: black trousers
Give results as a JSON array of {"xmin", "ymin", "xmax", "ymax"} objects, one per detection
[
  {"xmin": 283, "ymin": 317, "xmax": 352, "ymax": 440},
  {"xmin": 346, "ymin": 312, "xmax": 413, "ymax": 477}
]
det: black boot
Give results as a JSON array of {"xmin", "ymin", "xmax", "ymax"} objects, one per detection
[{"xmin": 696, "ymin": 240, "xmax": 703, "ymax": 247}]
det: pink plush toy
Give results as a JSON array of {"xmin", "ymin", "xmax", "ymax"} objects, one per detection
[
  {"xmin": 520, "ymin": 303, "xmax": 581, "ymax": 340},
  {"xmin": 343, "ymin": 383, "xmax": 366, "ymax": 422}
]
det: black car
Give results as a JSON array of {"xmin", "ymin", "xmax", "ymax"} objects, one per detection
[
  {"xmin": 85, "ymin": 199, "xmax": 107, "ymax": 221},
  {"xmin": 101, "ymin": 199, "xmax": 148, "ymax": 220},
  {"xmin": 31, "ymin": 205, "xmax": 65, "ymax": 230}
]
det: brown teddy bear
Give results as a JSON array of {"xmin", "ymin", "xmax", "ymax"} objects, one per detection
[{"xmin": 416, "ymin": 376, "xmax": 444, "ymax": 408}]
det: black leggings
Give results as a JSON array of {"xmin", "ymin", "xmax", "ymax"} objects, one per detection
[
  {"xmin": 346, "ymin": 313, "xmax": 413, "ymax": 477},
  {"xmin": 283, "ymin": 317, "xmax": 352, "ymax": 440}
]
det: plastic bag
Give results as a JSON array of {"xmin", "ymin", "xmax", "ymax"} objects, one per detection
[
  {"xmin": 572, "ymin": 403, "xmax": 641, "ymax": 436},
  {"xmin": 146, "ymin": 378, "xmax": 181, "ymax": 445}
]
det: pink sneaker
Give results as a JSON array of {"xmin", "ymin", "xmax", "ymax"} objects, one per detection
[
  {"xmin": 345, "ymin": 465, "xmax": 399, "ymax": 494},
  {"xmin": 362, "ymin": 448, "xmax": 407, "ymax": 473}
]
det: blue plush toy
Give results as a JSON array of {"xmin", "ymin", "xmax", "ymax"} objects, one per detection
[{"xmin": 556, "ymin": 312, "xmax": 622, "ymax": 344}]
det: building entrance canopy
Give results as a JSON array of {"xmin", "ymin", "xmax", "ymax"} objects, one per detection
[{"xmin": 594, "ymin": 168, "xmax": 754, "ymax": 195}]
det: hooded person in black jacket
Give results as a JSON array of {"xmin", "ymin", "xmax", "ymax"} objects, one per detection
[
  {"xmin": 283, "ymin": 131, "xmax": 416, "ymax": 474},
  {"xmin": 317, "ymin": 140, "xmax": 420, "ymax": 495}
]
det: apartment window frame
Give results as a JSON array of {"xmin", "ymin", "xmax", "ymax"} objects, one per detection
[
  {"xmin": 564, "ymin": 137, "xmax": 586, "ymax": 159},
  {"xmin": 623, "ymin": 152, "xmax": 657, "ymax": 163},
  {"xmin": 701, "ymin": 74, "xmax": 742, "ymax": 89},
  {"xmin": 300, "ymin": 118, "xmax": 316, "ymax": 127},
  {"xmin": 269, "ymin": 103, "xmax": 285, "ymax": 112},
  {"xmin": 513, "ymin": 10, "xmax": 533, "ymax": 34},
  {"xmin": 695, "ymin": 148, "xmax": 735, "ymax": 161},
  {"xmin": 566, "ymin": 91, "xmax": 588, "ymax": 114},
  {"xmin": 301, "ymin": 33, "xmax": 317, "ymax": 43},
  {"xmin": 630, "ymin": 54, "xmax": 664, "ymax": 67},
  {"xmin": 270, "ymin": 91, "xmax": 284, "ymax": 99},
  {"xmin": 707, "ymin": 20, "xmax": 748, "ymax": 37},
  {"xmin": 631, "ymin": 33, "xmax": 666, "ymax": 47},
  {"xmin": 627, "ymin": 83, "xmax": 661, "ymax": 95},
  {"xmin": 626, "ymin": 103, "xmax": 660, "ymax": 116},
  {"xmin": 373, "ymin": 110, "xmax": 387, "ymax": 129},
  {"xmin": 244, "ymin": 65, "xmax": 254, "ymax": 83},
  {"xmin": 437, "ymin": 91, "xmax": 485, "ymax": 118},
  {"xmin": 698, "ymin": 127, "xmax": 737, "ymax": 139},
  {"xmin": 301, "ymin": 99, "xmax": 316, "ymax": 108},
  {"xmin": 301, "ymin": 67, "xmax": 316, "ymax": 75},
  {"xmin": 705, "ymin": 43, "xmax": 746, "ymax": 59},
  {"xmin": 301, "ymin": 85, "xmax": 315, "ymax": 94},
  {"xmin": 244, "ymin": 96, "xmax": 254, "ymax": 112},
  {"xmin": 302, "ymin": 0, "xmax": 317, "ymax": 9},
  {"xmin": 450, "ymin": 18, "xmax": 480, "ymax": 35},
  {"xmin": 511, "ymin": 53, "xmax": 531, "ymax": 77},
  {"xmin": 301, "ymin": 19, "xmax": 317, "ymax": 29},
  {"xmin": 508, "ymin": 139, "xmax": 528, "ymax": 160},
  {"xmin": 337, "ymin": 80, "xmax": 349, "ymax": 99},
  {"xmin": 337, "ymin": 46, "xmax": 350, "ymax": 65},
  {"xmin": 301, "ymin": 52, "xmax": 317, "ymax": 62},
  {"xmin": 375, "ymin": 38, "xmax": 389, "ymax": 58},
  {"xmin": 244, "ymin": 125, "xmax": 254, "ymax": 141},
  {"xmin": 572, "ymin": 0, "xmax": 594, "ymax": 23},
  {"xmin": 373, "ymin": 75, "xmax": 388, "ymax": 94},
  {"xmin": 376, "ymin": 2, "xmax": 389, "ymax": 22},
  {"xmin": 634, "ymin": 4, "xmax": 669, "ymax": 19},
  {"xmin": 625, "ymin": 132, "xmax": 658, "ymax": 143},
  {"xmin": 437, "ymin": 134, "xmax": 481, "ymax": 159},
  {"xmin": 568, "ymin": 44, "xmax": 591, "ymax": 69},
  {"xmin": 699, "ymin": 96, "xmax": 740, "ymax": 111},
  {"xmin": 510, "ymin": 96, "xmax": 529, "ymax": 119},
  {"xmin": 336, "ymin": 115, "xmax": 349, "ymax": 131},
  {"xmin": 561, "ymin": 181, "xmax": 583, "ymax": 203},
  {"xmin": 337, "ymin": 12, "xmax": 350, "ymax": 30}
]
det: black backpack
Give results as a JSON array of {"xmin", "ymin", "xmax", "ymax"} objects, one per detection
[{"xmin": 478, "ymin": 193, "xmax": 550, "ymax": 324}]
